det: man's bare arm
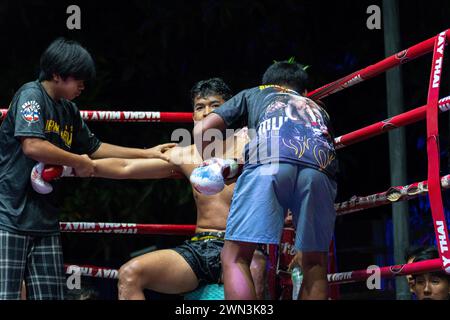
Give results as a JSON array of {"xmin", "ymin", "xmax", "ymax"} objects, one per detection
[
  {"xmin": 90, "ymin": 142, "xmax": 176, "ymax": 161},
  {"xmin": 93, "ymin": 149, "xmax": 180, "ymax": 179}
]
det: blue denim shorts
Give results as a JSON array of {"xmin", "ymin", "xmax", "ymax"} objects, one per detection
[{"xmin": 225, "ymin": 163, "xmax": 337, "ymax": 252}]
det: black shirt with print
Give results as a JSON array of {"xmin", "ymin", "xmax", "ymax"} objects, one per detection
[{"xmin": 0, "ymin": 80, "xmax": 101, "ymax": 235}]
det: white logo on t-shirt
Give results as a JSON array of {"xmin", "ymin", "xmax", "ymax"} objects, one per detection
[{"xmin": 20, "ymin": 100, "xmax": 41, "ymax": 123}]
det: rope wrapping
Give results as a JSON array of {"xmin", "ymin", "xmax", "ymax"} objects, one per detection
[{"xmin": 335, "ymin": 175, "xmax": 450, "ymax": 215}]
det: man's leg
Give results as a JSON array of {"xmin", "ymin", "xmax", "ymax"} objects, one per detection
[
  {"xmin": 292, "ymin": 251, "xmax": 328, "ymax": 300},
  {"xmin": 250, "ymin": 248, "xmax": 267, "ymax": 300},
  {"xmin": 0, "ymin": 230, "xmax": 28, "ymax": 300},
  {"xmin": 118, "ymin": 249, "xmax": 199, "ymax": 300},
  {"xmin": 221, "ymin": 240, "xmax": 257, "ymax": 300},
  {"xmin": 291, "ymin": 167, "xmax": 337, "ymax": 300},
  {"xmin": 25, "ymin": 235, "xmax": 65, "ymax": 300},
  {"xmin": 223, "ymin": 164, "xmax": 292, "ymax": 300}
]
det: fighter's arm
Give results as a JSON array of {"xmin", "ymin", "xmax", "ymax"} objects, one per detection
[
  {"xmin": 90, "ymin": 142, "xmax": 176, "ymax": 161},
  {"xmin": 93, "ymin": 147, "xmax": 181, "ymax": 179}
]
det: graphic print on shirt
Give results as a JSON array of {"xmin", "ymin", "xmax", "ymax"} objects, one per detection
[
  {"xmin": 44, "ymin": 119, "xmax": 74, "ymax": 149},
  {"xmin": 257, "ymin": 92, "xmax": 336, "ymax": 171}
]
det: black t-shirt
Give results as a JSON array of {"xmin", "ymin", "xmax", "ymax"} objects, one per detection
[
  {"xmin": 0, "ymin": 80, "xmax": 101, "ymax": 235},
  {"xmin": 213, "ymin": 85, "xmax": 338, "ymax": 178}
]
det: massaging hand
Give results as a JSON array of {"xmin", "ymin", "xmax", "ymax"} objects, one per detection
[
  {"xmin": 73, "ymin": 154, "xmax": 95, "ymax": 178},
  {"xmin": 143, "ymin": 143, "xmax": 177, "ymax": 161},
  {"xmin": 189, "ymin": 158, "xmax": 241, "ymax": 195}
]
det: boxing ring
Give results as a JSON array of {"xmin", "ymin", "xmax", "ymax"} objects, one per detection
[{"xmin": 1, "ymin": 29, "xmax": 450, "ymax": 299}]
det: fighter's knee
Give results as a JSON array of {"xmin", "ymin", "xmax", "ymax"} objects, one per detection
[{"xmin": 118, "ymin": 260, "xmax": 143, "ymax": 287}]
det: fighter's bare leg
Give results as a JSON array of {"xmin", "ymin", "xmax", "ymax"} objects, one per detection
[
  {"xmin": 221, "ymin": 240, "xmax": 257, "ymax": 300},
  {"xmin": 118, "ymin": 249, "xmax": 198, "ymax": 300}
]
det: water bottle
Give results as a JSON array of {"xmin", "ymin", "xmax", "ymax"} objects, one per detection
[{"xmin": 291, "ymin": 266, "xmax": 303, "ymax": 300}]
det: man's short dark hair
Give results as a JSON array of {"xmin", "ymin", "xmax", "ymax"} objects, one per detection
[
  {"xmin": 39, "ymin": 37, "xmax": 96, "ymax": 82},
  {"xmin": 412, "ymin": 246, "xmax": 450, "ymax": 280},
  {"xmin": 404, "ymin": 245, "xmax": 428, "ymax": 262},
  {"xmin": 190, "ymin": 78, "xmax": 232, "ymax": 106},
  {"xmin": 262, "ymin": 60, "xmax": 309, "ymax": 94},
  {"xmin": 412, "ymin": 246, "xmax": 439, "ymax": 262}
]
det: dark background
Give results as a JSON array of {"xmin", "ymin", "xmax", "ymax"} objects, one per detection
[{"xmin": 0, "ymin": 0, "xmax": 449, "ymax": 299}]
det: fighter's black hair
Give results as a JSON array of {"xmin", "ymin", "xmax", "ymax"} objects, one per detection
[{"xmin": 190, "ymin": 78, "xmax": 232, "ymax": 107}]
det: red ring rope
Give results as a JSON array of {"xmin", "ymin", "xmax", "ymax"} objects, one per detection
[
  {"xmin": 307, "ymin": 30, "xmax": 450, "ymax": 100},
  {"xmin": 60, "ymin": 222, "xmax": 196, "ymax": 236},
  {"xmin": 64, "ymin": 257, "xmax": 444, "ymax": 285},
  {"xmin": 425, "ymin": 31, "xmax": 450, "ymax": 274},
  {"xmin": 335, "ymin": 175, "xmax": 450, "ymax": 215},
  {"xmin": 335, "ymin": 95, "xmax": 450, "ymax": 149}
]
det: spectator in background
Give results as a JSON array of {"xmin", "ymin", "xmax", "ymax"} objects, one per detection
[{"xmin": 409, "ymin": 246, "xmax": 450, "ymax": 300}]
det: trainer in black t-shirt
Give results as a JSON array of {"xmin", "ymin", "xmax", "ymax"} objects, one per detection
[{"xmin": 0, "ymin": 80, "xmax": 101, "ymax": 235}]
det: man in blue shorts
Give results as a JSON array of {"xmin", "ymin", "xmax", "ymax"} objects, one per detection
[{"xmin": 193, "ymin": 60, "xmax": 338, "ymax": 299}]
